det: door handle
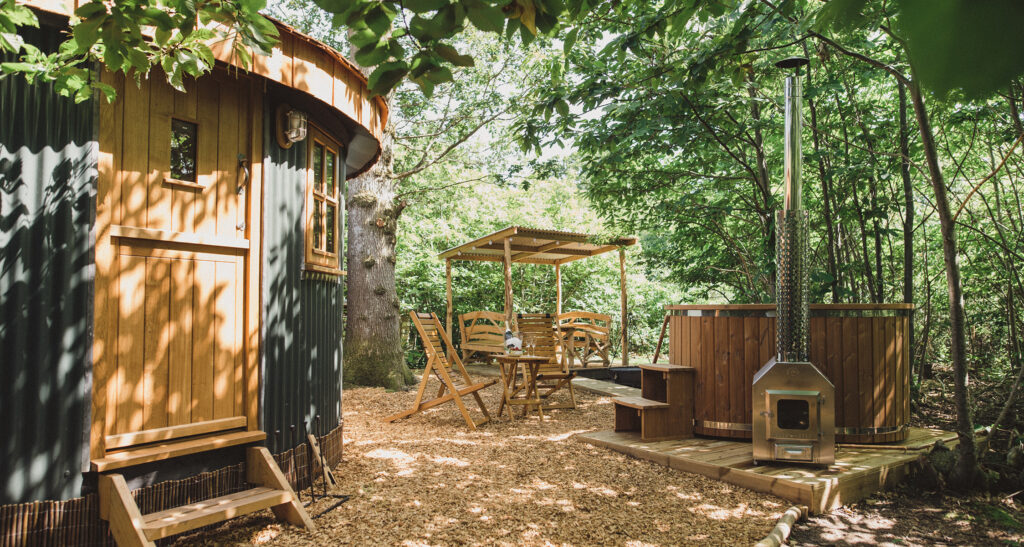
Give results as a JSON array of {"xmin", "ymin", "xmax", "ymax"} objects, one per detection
[{"xmin": 236, "ymin": 155, "xmax": 249, "ymax": 231}]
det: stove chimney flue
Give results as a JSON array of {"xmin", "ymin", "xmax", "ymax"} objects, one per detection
[{"xmin": 774, "ymin": 56, "xmax": 810, "ymax": 363}]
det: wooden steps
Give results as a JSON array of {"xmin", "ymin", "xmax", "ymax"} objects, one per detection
[
  {"xmin": 614, "ymin": 396, "xmax": 669, "ymax": 410},
  {"xmin": 92, "ymin": 430, "xmax": 267, "ymax": 472},
  {"xmin": 140, "ymin": 487, "xmax": 289, "ymax": 540},
  {"xmin": 613, "ymin": 364, "xmax": 695, "ymax": 441},
  {"xmin": 98, "ymin": 435, "xmax": 314, "ymax": 546}
]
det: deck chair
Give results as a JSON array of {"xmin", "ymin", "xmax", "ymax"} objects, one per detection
[
  {"xmin": 385, "ymin": 311, "xmax": 498, "ymax": 430},
  {"xmin": 517, "ymin": 313, "xmax": 577, "ymax": 410}
]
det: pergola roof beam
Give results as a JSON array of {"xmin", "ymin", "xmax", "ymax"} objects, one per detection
[{"xmin": 512, "ymin": 240, "xmax": 575, "ymax": 262}]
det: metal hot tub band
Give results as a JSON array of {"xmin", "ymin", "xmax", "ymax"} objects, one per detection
[{"xmin": 696, "ymin": 420, "xmax": 907, "ymax": 436}]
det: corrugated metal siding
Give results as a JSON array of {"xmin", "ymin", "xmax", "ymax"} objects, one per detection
[
  {"xmin": 0, "ymin": 24, "xmax": 95, "ymax": 504},
  {"xmin": 261, "ymin": 98, "xmax": 344, "ymax": 453}
]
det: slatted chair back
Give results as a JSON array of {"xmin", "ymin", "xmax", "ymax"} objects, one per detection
[
  {"xmin": 557, "ymin": 311, "xmax": 612, "ymax": 367},
  {"xmin": 384, "ymin": 311, "xmax": 497, "ymax": 430},
  {"xmin": 459, "ymin": 311, "xmax": 510, "ymax": 363},
  {"xmin": 558, "ymin": 311, "xmax": 610, "ymax": 335},
  {"xmin": 413, "ymin": 312, "xmax": 462, "ymax": 374},
  {"xmin": 517, "ymin": 313, "xmax": 565, "ymax": 374},
  {"xmin": 517, "ymin": 312, "xmax": 577, "ymax": 410}
]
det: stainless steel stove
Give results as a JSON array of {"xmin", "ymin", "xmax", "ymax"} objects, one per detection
[{"xmin": 752, "ymin": 57, "xmax": 836, "ymax": 466}]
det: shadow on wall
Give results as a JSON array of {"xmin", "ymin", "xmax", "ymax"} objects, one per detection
[
  {"xmin": 261, "ymin": 102, "xmax": 344, "ymax": 454},
  {"xmin": 0, "ymin": 68, "xmax": 95, "ymax": 502}
]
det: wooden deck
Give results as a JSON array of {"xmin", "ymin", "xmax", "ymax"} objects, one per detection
[{"xmin": 578, "ymin": 427, "xmax": 957, "ymax": 513}]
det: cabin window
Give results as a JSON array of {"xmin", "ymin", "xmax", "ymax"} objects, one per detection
[
  {"xmin": 170, "ymin": 119, "xmax": 198, "ymax": 182},
  {"xmin": 305, "ymin": 126, "xmax": 343, "ymax": 273}
]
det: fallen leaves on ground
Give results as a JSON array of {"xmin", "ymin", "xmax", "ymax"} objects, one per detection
[{"xmin": 173, "ymin": 375, "xmax": 783, "ymax": 546}]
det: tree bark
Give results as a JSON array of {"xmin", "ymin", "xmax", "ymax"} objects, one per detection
[
  {"xmin": 994, "ymin": 286, "xmax": 1023, "ymax": 432},
  {"xmin": 807, "ymin": 91, "xmax": 840, "ymax": 302},
  {"xmin": 343, "ymin": 127, "xmax": 412, "ymax": 389},
  {"xmin": 899, "ymin": 81, "xmax": 915, "ymax": 381},
  {"xmin": 908, "ymin": 79, "xmax": 981, "ymax": 490}
]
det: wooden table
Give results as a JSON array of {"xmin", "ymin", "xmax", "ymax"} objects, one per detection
[{"xmin": 494, "ymin": 354, "xmax": 550, "ymax": 420}]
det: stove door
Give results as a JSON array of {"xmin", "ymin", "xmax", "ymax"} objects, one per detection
[{"xmin": 766, "ymin": 389, "xmax": 821, "ymax": 441}]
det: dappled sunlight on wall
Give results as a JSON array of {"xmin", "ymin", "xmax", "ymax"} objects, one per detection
[{"xmin": 0, "ymin": 28, "xmax": 95, "ymax": 503}]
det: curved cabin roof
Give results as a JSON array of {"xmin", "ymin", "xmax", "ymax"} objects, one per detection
[{"xmin": 22, "ymin": 0, "xmax": 388, "ymax": 177}]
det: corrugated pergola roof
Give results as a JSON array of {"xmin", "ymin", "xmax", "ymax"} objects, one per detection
[{"xmin": 438, "ymin": 226, "xmax": 637, "ymax": 265}]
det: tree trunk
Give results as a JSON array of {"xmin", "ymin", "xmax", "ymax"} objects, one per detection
[
  {"xmin": 898, "ymin": 81, "xmax": 915, "ymax": 379},
  {"xmin": 908, "ymin": 79, "xmax": 982, "ymax": 490},
  {"xmin": 343, "ymin": 128, "xmax": 412, "ymax": 389},
  {"xmin": 807, "ymin": 91, "xmax": 840, "ymax": 302},
  {"xmin": 994, "ymin": 286, "xmax": 1023, "ymax": 432}
]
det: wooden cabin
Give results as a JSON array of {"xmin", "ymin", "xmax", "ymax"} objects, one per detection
[{"xmin": 0, "ymin": 3, "xmax": 386, "ymax": 543}]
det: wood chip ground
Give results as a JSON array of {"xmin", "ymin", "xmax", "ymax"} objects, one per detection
[{"xmin": 173, "ymin": 374, "xmax": 784, "ymax": 545}]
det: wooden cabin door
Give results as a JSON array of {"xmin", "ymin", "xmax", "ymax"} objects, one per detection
[{"xmin": 96, "ymin": 70, "xmax": 259, "ymax": 448}]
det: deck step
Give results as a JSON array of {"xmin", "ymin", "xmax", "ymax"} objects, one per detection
[
  {"xmin": 613, "ymin": 396, "xmax": 670, "ymax": 410},
  {"xmin": 92, "ymin": 430, "xmax": 267, "ymax": 472},
  {"xmin": 639, "ymin": 363, "xmax": 695, "ymax": 373},
  {"xmin": 141, "ymin": 487, "xmax": 290, "ymax": 540}
]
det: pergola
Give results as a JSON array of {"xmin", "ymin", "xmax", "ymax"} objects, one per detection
[{"xmin": 438, "ymin": 226, "xmax": 638, "ymax": 364}]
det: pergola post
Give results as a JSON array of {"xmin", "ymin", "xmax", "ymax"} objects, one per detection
[
  {"xmin": 555, "ymin": 263, "xmax": 562, "ymax": 316},
  {"xmin": 619, "ymin": 248, "xmax": 628, "ymax": 366},
  {"xmin": 503, "ymin": 237, "xmax": 513, "ymax": 329},
  {"xmin": 445, "ymin": 258, "xmax": 453, "ymax": 337}
]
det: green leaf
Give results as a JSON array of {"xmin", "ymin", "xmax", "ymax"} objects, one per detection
[
  {"xmin": 435, "ymin": 43, "xmax": 474, "ymax": 67},
  {"xmin": 74, "ymin": 2, "xmax": 107, "ymax": 19},
  {"xmin": 0, "ymin": 61, "xmax": 36, "ymax": 74},
  {"xmin": 355, "ymin": 43, "xmax": 389, "ymax": 66},
  {"xmin": 71, "ymin": 16, "xmax": 104, "ymax": 52},
  {"xmin": 142, "ymin": 7, "xmax": 175, "ymax": 30},
  {"xmin": 424, "ymin": 65, "xmax": 453, "ymax": 84},
  {"xmin": 466, "ymin": 3, "xmax": 505, "ymax": 33},
  {"xmin": 554, "ymin": 98, "xmax": 568, "ymax": 116},
  {"xmin": 93, "ymin": 81, "xmax": 117, "ymax": 103},
  {"xmin": 813, "ymin": 0, "xmax": 868, "ymax": 32},
  {"xmin": 413, "ymin": 76, "xmax": 435, "ymax": 96},
  {"xmin": 310, "ymin": 0, "xmax": 360, "ymax": 13},
  {"xmin": 350, "ymin": 27, "xmax": 379, "ymax": 49},
  {"xmin": 0, "ymin": 31, "xmax": 23, "ymax": 52},
  {"xmin": 365, "ymin": 4, "xmax": 394, "ymax": 36},
  {"xmin": 899, "ymin": 0, "xmax": 1024, "ymax": 99},
  {"xmin": 367, "ymin": 61, "xmax": 409, "ymax": 96},
  {"xmin": 403, "ymin": 0, "xmax": 449, "ymax": 13},
  {"xmin": 3, "ymin": 4, "xmax": 38, "ymax": 28},
  {"xmin": 562, "ymin": 26, "xmax": 579, "ymax": 55}
]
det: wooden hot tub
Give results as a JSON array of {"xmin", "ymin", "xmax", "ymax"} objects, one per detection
[{"xmin": 665, "ymin": 304, "xmax": 911, "ymax": 443}]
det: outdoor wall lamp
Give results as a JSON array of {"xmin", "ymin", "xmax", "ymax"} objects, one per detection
[
  {"xmin": 275, "ymin": 103, "xmax": 308, "ymax": 148},
  {"xmin": 285, "ymin": 109, "xmax": 307, "ymax": 142}
]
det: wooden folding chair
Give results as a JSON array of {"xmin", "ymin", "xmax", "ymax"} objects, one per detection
[
  {"xmin": 385, "ymin": 311, "xmax": 498, "ymax": 430},
  {"xmin": 517, "ymin": 313, "xmax": 577, "ymax": 410}
]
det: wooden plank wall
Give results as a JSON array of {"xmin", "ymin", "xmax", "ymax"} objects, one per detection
[{"xmin": 668, "ymin": 311, "xmax": 909, "ymax": 443}]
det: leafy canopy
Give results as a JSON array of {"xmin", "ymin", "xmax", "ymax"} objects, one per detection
[
  {"xmin": 1, "ymin": 0, "xmax": 278, "ymax": 102},
  {"xmin": 5, "ymin": 0, "xmax": 1024, "ymax": 102}
]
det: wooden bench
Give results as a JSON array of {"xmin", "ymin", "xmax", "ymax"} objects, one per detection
[
  {"xmin": 95, "ymin": 418, "xmax": 312, "ymax": 546},
  {"xmin": 557, "ymin": 311, "xmax": 611, "ymax": 368},
  {"xmin": 613, "ymin": 364, "xmax": 695, "ymax": 441},
  {"xmin": 459, "ymin": 311, "xmax": 509, "ymax": 364}
]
